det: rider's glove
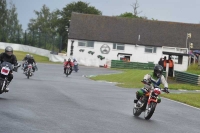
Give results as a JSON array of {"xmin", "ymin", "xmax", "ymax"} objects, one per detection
[
  {"xmin": 142, "ymin": 79, "xmax": 150, "ymax": 85},
  {"xmin": 164, "ymin": 87, "xmax": 169, "ymax": 93}
]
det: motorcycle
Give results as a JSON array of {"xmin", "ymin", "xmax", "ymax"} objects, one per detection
[
  {"xmin": 65, "ymin": 65, "xmax": 71, "ymax": 77},
  {"xmin": 0, "ymin": 62, "xmax": 21, "ymax": 94},
  {"xmin": 73, "ymin": 61, "xmax": 79, "ymax": 72},
  {"xmin": 133, "ymin": 81, "xmax": 169, "ymax": 120},
  {"xmin": 24, "ymin": 64, "xmax": 34, "ymax": 79}
]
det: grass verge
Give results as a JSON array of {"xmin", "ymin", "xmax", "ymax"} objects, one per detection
[
  {"xmin": 0, "ymin": 49, "xmax": 62, "ymax": 64},
  {"xmin": 186, "ymin": 64, "xmax": 200, "ymax": 75},
  {"xmin": 161, "ymin": 93, "xmax": 200, "ymax": 108},
  {"xmin": 90, "ymin": 69, "xmax": 200, "ymax": 90}
]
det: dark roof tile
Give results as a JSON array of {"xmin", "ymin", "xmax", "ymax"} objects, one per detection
[{"xmin": 69, "ymin": 12, "xmax": 200, "ymax": 49}]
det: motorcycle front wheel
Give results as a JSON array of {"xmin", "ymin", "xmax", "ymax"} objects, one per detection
[
  {"xmin": 27, "ymin": 70, "xmax": 30, "ymax": 79},
  {"xmin": 144, "ymin": 102, "xmax": 157, "ymax": 120},
  {"xmin": 66, "ymin": 69, "xmax": 69, "ymax": 77},
  {"xmin": 133, "ymin": 105, "xmax": 143, "ymax": 116}
]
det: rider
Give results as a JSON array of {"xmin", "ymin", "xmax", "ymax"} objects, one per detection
[
  {"xmin": 22, "ymin": 54, "xmax": 30, "ymax": 69},
  {"xmin": 135, "ymin": 65, "xmax": 169, "ymax": 106},
  {"xmin": 0, "ymin": 46, "xmax": 19, "ymax": 92},
  {"xmin": 64, "ymin": 58, "xmax": 73, "ymax": 75},
  {"xmin": 24, "ymin": 55, "xmax": 37, "ymax": 73}
]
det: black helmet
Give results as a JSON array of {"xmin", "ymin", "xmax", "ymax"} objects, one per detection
[
  {"xmin": 5, "ymin": 46, "xmax": 13, "ymax": 56},
  {"xmin": 68, "ymin": 58, "xmax": 71, "ymax": 61},
  {"xmin": 154, "ymin": 65, "xmax": 163, "ymax": 78}
]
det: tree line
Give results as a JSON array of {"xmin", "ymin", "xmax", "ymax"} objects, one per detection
[{"xmin": 0, "ymin": 0, "xmax": 150, "ymax": 52}]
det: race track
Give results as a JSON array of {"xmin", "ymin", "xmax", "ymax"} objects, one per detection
[{"xmin": 0, "ymin": 63, "xmax": 199, "ymax": 133}]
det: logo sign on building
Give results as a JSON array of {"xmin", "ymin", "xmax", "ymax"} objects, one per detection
[{"xmin": 100, "ymin": 44, "xmax": 110, "ymax": 54}]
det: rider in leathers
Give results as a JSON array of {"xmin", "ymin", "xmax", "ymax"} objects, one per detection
[
  {"xmin": 22, "ymin": 54, "xmax": 30, "ymax": 69},
  {"xmin": 135, "ymin": 65, "xmax": 169, "ymax": 106},
  {"xmin": 64, "ymin": 58, "xmax": 73, "ymax": 75},
  {"xmin": 0, "ymin": 46, "xmax": 18, "ymax": 92},
  {"xmin": 24, "ymin": 55, "xmax": 37, "ymax": 73}
]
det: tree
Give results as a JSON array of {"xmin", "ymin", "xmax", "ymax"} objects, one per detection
[
  {"xmin": 0, "ymin": 0, "xmax": 7, "ymax": 41},
  {"xmin": 7, "ymin": 1, "xmax": 23, "ymax": 43},
  {"xmin": 131, "ymin": 0, "xmax": 142, "ymax": 16},
  {"xmin": 27, "ymin": 5, "xmax": 61, "ymax": 49},
  {"xmin": 59, "ymin": 1, "xmax": 102, "ymax": 50},
  {"xmin": 0, "ymin": 0, "xmax": 22, "ymax": 43},
  {"xmin": 118, "ymin": 12, "xmax": 141, "ymax": 18}
]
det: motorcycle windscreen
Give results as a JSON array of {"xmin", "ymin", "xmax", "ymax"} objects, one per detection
[{"xmin": 0, "ymin": 62, "xmax": 13, "ymax": 70}]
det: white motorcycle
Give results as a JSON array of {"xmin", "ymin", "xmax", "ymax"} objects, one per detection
[{"xmin": 0, "ymin": 62, "xmax": 20, "ymax": 94}]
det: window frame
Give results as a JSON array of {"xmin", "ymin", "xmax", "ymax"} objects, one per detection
[
  {"xmin": 113, "ymin": 43, "xmax": 125, "ymax": 50},
  {"xmin": 144, "ymin": 46, "xmax": 157, "ymax": 53},
  {"xmin": 78, "ymin": 41, "xmax": 94, "ymax": 48}
]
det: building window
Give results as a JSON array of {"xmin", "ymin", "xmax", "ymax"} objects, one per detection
[
  {"xmin": 87, "ymin": 41, "xmax": 94, "ymax": 47},
  {"xmin": 78, "ymin": 41, "xmax": 94, "ymax": 47},
  {"xmin": 145, "ymin": 46, "xmax": 156, "ymax": 53},
  {"xmin": 78, "ymin": 41, "xmax": 86, "ymax": 46},
  {"xmin": 113, "ymin": 43, "xmax": 124, "ymax": 50}
]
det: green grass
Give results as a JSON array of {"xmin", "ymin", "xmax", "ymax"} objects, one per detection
[
  {"xmin": 186, "ymin": 64, "xmax": 200, "ymax": 75},
  {"xmin": 90, "ymin": 69, "xmax": 200, "ymax": 90},
  {"xmin": 90, "ymin": 68, "xmax": 200, "ymax": 108},
  {"xmin": 0, "ymin": 49, "xmax": 62, "ymax": 64},
  {"xmin": 162, "ymin": 93, "xmax": 200, "ymax": 108}
]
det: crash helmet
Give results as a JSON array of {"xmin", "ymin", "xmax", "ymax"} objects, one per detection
[
  {"xmin": 154, "ymin": 65, "xmax": 163, "ymax": 78},
  {"xmin": 26, "ymin": 54, "xmax": 30, "ymax": 58},
  {"xmin": 5, "ymin": 46, "xmax": 13, "ymax": 56},
  {"xmin": 68, "ymin": 58, "xmax": 71, "ymax": 62}
]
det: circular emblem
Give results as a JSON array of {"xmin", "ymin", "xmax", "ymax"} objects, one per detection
[{"xmin": 100, "ymin": 44, "xmax": 110, "ymax": 54}]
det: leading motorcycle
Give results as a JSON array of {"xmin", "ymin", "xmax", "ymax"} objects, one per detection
[
  {"xmin": 133, "ymin": 81, "xmax": 169, "ymax": 120},
  {"xmin": 0, "ymin": 61, "xmax": 21, "ymax": 94}
]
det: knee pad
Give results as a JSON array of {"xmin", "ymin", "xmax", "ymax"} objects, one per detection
[
  {"xmin": 136, "ymin": 89, "xmax": 144, "ymax": 99},
  {"xmin": 157, "ymin": 97, "xmax": 161, "ymax": 103}
]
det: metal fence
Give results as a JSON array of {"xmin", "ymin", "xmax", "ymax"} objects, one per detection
[
  {"xmin": 174, "ymin": 70, "xmax": 200, "ymax": 85},
  {"xmin": 111, "ymin": 60, "xmax": 155, "ymax": 70}
]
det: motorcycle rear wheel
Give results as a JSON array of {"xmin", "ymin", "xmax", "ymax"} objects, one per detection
[{"xmin": 144, "ymin": 102, "xmax": 157, "ymax": 120}]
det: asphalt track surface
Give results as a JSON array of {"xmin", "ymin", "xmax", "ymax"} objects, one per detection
[{"xmin": 0, "ymin": 63, "xmax": 199, "ymax": 133}]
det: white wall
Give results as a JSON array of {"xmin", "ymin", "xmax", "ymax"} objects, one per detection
[
  {"xmin": 67, "ymin": 39, "xmax": 188, "ymax": 71},
  {"xmin": 68, "ymin": 39, "xmax": 163, "ymax": 66},
  {"xmin": 0, "ymin": 42, "xmax": 68, "ymax": 62}
]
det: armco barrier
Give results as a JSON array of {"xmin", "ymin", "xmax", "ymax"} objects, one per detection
[
  {"xmin": 174, "ymin": 70, "xmax": 200, "ymax": 85},
  {"xmin": 111, "ymin": 60, "xmax": 155, "ymax": 70},
  {"xmin": 0, "ymin": 42, "xmax": 68, "ymax": 62}
]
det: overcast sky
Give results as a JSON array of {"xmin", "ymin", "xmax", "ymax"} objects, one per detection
[{"xmin": 8, "ymin": 0, "xmax": 200, "ymax": 31}]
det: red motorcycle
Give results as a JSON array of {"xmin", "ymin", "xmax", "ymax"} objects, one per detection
[
  {"xmin": 133, "ymin": 81, "xmax": 169, "ymax": 120},
  {"xmin": 64, "ymin": 65, "xmax": 71, "ymax": 77}
]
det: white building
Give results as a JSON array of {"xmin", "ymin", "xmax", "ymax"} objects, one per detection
[{"xmin": 67, "ymin": 13, "xmax": 199, "ymax": 71}]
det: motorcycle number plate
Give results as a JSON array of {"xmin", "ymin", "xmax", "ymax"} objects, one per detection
[{"xmin": 1, "ymin": 67, "xmax": 10, "ymax": 75}]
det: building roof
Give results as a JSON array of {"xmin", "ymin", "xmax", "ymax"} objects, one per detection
[{"xmin": 68, "ymin": 12, "xmax": 200, "ymax": 49}]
